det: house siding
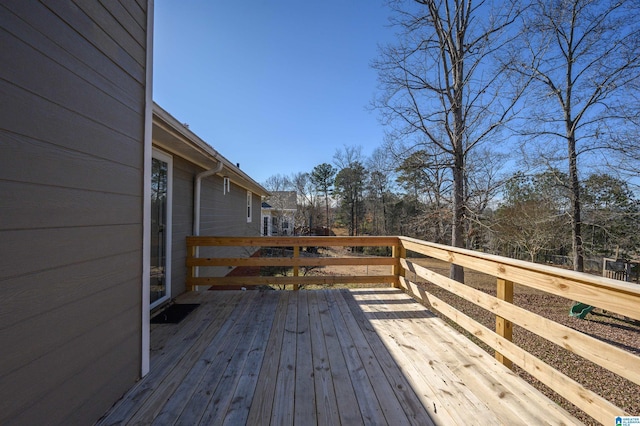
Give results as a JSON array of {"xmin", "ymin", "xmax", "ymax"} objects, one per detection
[
  {"xmin": 200, "ymin": 179, "xmax": 261, "ymax": 237},
  {"xmin": 198, "ymin": 178, "xmax": 262, "ymax": 278},
  {"xmin": 169, "ymin": 154, "xmax": 199, "ymax": 297},
  {"xmin": 0, "ymin": 1, "xmax": 148, "ymax": 425},
  {"xmin": 168, "ymin": 154, "xmax": 263, "ymax": 295}
]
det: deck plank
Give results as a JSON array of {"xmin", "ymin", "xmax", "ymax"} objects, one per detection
[
  {"xmin": 354, "ymin": 288, "xmax": 580, "ymax": 426},
  {"xmin": 334, "ymin": 289, "xmax": 420, "ymax": 426},
  {"xmin": 221, "ymin": 292, "xmax": 281, "ymax": 425},
  {"xmin": 315, "ymin": 290, "xmax": 364, "ymax": 425},
  {"xmin": 324, "ymin": 290, "xmax": 386, "ymax": 425},
  {"xmin": 99, "ymin": 292, "xmax": 242, "ymax": 425},
  {"xmin": 199, "ymin": 292, "xmax": 280, "ymax": 424},
  {"xmin": 270, "ymin": 289, "xmax": 298, "ymax": 425},
  {"xmin": 351, "ymin": 289, "xmax": 499, "ymax": 425},
  {"xmin": 409, "ymin": 302, "xmax": 580, "ymax": 425},
  {"xmin": 339, "ymin": 289, "xmax": 436, "ymax": 426},
  {"xmin": 97, "ymin": 289, "xmax": 583, "ymax": 426},
  {"xmin": 307, "ymin": 291, "xmax": 341, "ymax": 426},
  {"xmin": 150, "ymin": 292, "xmax": 259, "ymax": 425},
  {"xmin": 245, "ymin": 291, "xmax": 289, "ymax": 424},
  {"xmin": 174, "ymin": 292, "xmax": 270, "ymax": 425},
  {"xmin": 293, "ymin": 291, "xmax": 317, "ymax": 424}
]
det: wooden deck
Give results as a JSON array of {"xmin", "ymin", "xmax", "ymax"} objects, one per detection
[{"xmin": 98, "ymin": 289, "xmax": 581, "ymax": 425}]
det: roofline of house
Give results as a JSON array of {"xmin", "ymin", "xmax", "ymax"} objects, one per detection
[{"xmin": 152, "ymin": 102, "xmax": 270, "ymax": 197}]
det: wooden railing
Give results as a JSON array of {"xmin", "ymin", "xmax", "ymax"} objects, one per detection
[
  {"xmin": 186, "ymin": 235, "xmax": 640, "ymax": 424},
  {"xmin": 186, "ymin": 236, "xmax": 400, "ymax": 290}
]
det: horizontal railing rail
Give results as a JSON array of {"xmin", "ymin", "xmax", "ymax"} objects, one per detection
[
  {"xmin": 397, "ymin": 236, "xmax": 640, "ymax": 425},
  {"xmin": 186, "ymin": 235, "xmax": 640, "ymax": 424},
  {"xmin": 186, "ymin": 236, "xmax": 400, "ymax": 290}
]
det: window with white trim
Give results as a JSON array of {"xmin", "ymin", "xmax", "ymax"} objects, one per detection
[
  {"xmin": 247, "ymin": 191, "xmax": 252, "ymax": 222},
  {"xmin": 223, "ymin": 177, "xmax": 230, "ymax": 194}
]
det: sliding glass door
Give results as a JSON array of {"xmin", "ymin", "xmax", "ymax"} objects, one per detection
[{"xmin": 150, "ymin": 149, "xmax": 172, "ymax": 309}]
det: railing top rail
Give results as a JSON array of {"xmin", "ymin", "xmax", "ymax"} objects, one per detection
[
  {"xmin": 187, "ymin": 235, "xmax": 400, "ymax": 247},
  {"xmin": 399, "ymin": 236, "xmax": 640, "ymax": 295}
]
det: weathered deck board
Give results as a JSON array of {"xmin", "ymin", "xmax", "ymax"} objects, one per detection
[
  {"xmin": 294, "ymin": 291, "xmax": 316, "ymax": 425},
  {"xmin": 98, "ymin": 289, "xmax": 581, "ymax": 425},
  {"xmin": 148, "ymin": 294, "xmax": 260, "ymax": 425},
  {"xmin": 350, "ymin": 288, "xmax": 580, "ymax": 425},
  {"xmin": 313, "ymin": 289, "xmax": 364, "ymax": 425},
  {"xmin": 172, "ymin": 292, "xmax": 274, "ymax": 425},
  {"xmin": 331, "ymin": 290, "xmax": 424, "ymax": 425},
  {"xmin": 270, "ymin": 289, "xmax": 298, "ymax": 425},
  {"xmin": 99, "ymin": 292, "xmax": 243, "ymax": 425},
  {"xmin": 245, "ymin": 292, "xmax": 289, "ymax": 424},
  {"xmin": 198, "ymin": 292, "xmax": 280, "ymax": 424},
  {"xmin": 221, "ymin": 294, "xmax": 280, "ymax": 424},
  {"xmin": 307, "ymin": 291, "xmax": 341, "ymax": 426}
]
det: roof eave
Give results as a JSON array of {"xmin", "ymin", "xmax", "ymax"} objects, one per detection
[{"xmin": 152, "ymin": 102, "xmax": 270, "ymax": 197}]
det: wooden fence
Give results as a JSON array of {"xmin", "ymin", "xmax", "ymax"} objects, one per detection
[{"xmin": 186, "ymin": 235, "xmax": 640, "ymax": 424}]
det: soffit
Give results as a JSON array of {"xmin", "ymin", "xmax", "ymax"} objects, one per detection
[{"xmin": 152, "ymin": 103, "xmax": 269, "ymax": 196}]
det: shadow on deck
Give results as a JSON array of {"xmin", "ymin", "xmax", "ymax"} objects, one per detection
[{"xmin": 98, "ymin": 288, "xmax": 579, "ymax": 425}]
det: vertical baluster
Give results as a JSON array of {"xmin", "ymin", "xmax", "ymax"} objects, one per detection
[
  {"xmin": 495, "ymin": 278, "xmax": 514, "ymax": 369},
  {"xmin": 293, "ymin": 245, "xmax": 300, "ymax": 291}
]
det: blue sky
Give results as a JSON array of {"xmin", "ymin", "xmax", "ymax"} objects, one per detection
[{"xmin": 153, "ymin": 1, "xmax": 395, "ymax": 185}]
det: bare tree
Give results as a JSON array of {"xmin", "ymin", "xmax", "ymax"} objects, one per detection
[
  {"xmin": 395, "ymin": 144, "xmax": 452, "ymax": 243},
  {"xmin": 507, "ymin": 0, "xmax": 640, "ymax": 271},
  {"xmin": 290, "ymin": 172, "xmax": 319, "ymax": 233},
  {"xmin": 494, "ymin": 171, "xmax": 570, "ymax": 262},
  {"xmin": 263, "ymin": 174, "xmax": 292, "ymax": 192},
  {"xmin": 333, "ymin": 145, "xmax": 369, "ymax": 237},
  {"xmin": 310, "ymin": 163, "xmax": 337, "ymax": 231},
  {"xmin": 374, "ymin": 0, "xmax": 523, "ymax": 281},
  {"xmin": 333, "ymin": 145, "xmax": 364, "ymax": 170},
  {"xmin": 366, "ymin": 147, "xmax": 397, "ymax": 235},
  {"xmin": 465, "ymin": 147, "xmax": 509, "ymax": 249}
]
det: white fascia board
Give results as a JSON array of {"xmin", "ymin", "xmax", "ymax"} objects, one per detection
[{"xmin": 152, "ymin": 103, "xmax": 270, "ymax": 197}]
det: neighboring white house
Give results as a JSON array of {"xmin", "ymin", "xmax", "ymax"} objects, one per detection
[{"xmin": 261, "ymin": 191, "xmax": 297, "ymax": 236}]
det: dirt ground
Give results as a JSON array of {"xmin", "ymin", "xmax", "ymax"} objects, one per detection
[{"xmin": 303, "ymin": 247, "xmax": 640, "ymax": 424}]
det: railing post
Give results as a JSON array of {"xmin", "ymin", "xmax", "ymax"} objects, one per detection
[
  {"xmin": 187, "ymin": 239, "xmax": 197, "ymax": 292},
  {"xmin": 293, "ymin": 245, "xmax": 300, "ymax": 291},
  {"xmin": 392, "ymin": 240, "xmax": 406, "ymax": 288},
  {"xmin": 495, "ymin": 278, "xmax": 514, "ymax": 369}
]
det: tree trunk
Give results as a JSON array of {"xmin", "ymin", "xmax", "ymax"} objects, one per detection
[
  {"xmin": 324, "ymin": 194, "xmax": 330, "ymax": 231},
  {"xmin": 568, "ymin": 135, "xmax": 584, "ymax": 272},
  {"xmin": 351, "ymin": 197, "xmax": 355, "ymax": 236},
  {"xmin": 450, "ymin": 150, "xmax": 465, "ymax": 282},
  {"xmin": 449, "ymin": 18, "xmax": 466, "ymax": 283},
  {"xmin": 381, "ymin": 192, "xmax": 387, "ymax": 235}
]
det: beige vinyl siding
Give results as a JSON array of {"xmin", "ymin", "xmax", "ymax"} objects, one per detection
[
  {"xmin": 200, "ymin": 179, "xmax": 261, "ymax": 236},
  {"xmin": 168, "ymin": 155, "xmax": 263, "ymax": 296},
  {"xmin": 0, "ymin": 1, "xmax": 148, "ymax": 425},
  {"xmin": 198, "ymin": 177, "xmax": 258, "ymax": 278},
  {"xmin": 251, "ymin": 192, "xmax": 262, "ymax": 230},
  {"xmin": 169, "ymin": 155, "xmax": 200, "ymax": 297}
]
